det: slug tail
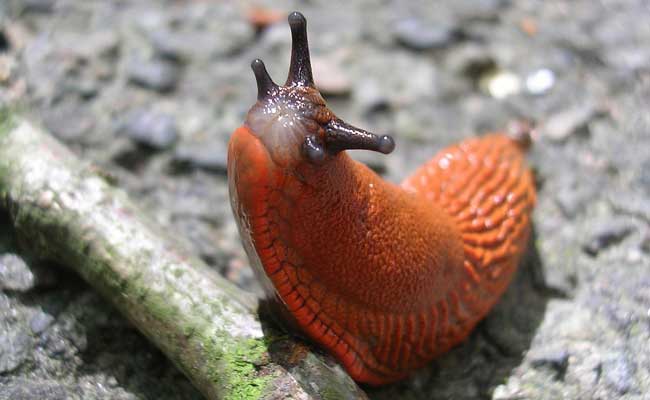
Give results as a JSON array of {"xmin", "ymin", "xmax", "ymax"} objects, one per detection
[{"xmin": 402, "ymin": 133, "xmax": 536, "ymax": 314}]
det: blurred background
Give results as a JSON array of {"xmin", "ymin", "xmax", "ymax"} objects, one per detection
[{"xmin": 1, "ymin": 1, "xmax": 649, "ymax": 399}]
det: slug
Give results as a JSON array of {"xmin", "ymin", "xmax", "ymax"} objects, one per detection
[{"xmin": 228, "ymin": 12, "xmax": 536, "ymax": 385}]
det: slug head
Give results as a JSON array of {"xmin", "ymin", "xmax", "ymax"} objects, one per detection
[{"xmin": 245, "ymin": 12, "xmax": 395, "ymax": 167}]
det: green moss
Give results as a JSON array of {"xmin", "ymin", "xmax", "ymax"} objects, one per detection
[
  {"xmin": 320, "ymin": 386, "xmax": 347, "ymax": 400},
  {"xmin": 0, "ymin": 106, "xmax": 17, "ymax": 139},
  {"xmin": 205, "ymin": 335, "xmax": 274, "ymax": 400},
  {"xmin": 172, "ymin": 267, "xmax": 185, "ymax": 278}
]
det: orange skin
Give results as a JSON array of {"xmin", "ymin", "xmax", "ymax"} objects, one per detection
[
  {"xmin": 229, "ymin": 126, "xmax": 535, "ymax": 384},
  {"xmin": 228, "ymin": 12, "xmax": 536, "ymax": 385}
]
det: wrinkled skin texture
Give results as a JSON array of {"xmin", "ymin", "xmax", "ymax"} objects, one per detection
[{"xmin": 228, "ymin": 125, "xmax": 535, "ymax": 384}]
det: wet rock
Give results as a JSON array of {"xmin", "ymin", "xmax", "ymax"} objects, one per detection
[
  {"xmin": 0, "ymin": 254, "xmax": 34, "ymax": 292},
  {"xmin": 530, "ymin": 349, "xmax": 570, "ymax": 380},
  {"xmin": 392, "ymin": 18, "xmax": 456, "ymax": 51},
  {"xmin": 582, "ymin": 219, "xmax": 635, "ymax": 257},
  {"xmin": 601, "ymin": 354, "xmax": 635, "ymax": 395},
  {"xmin": 541, "ymin": 104, "xmax": 598, "ymax": 142},
  {"xmin": 127, "ymin": 59, "xmax": 180, "ymax": 92},
  {"xmin": 119, "ymin": 110, "xmax": 178, "ymax": 150},
  {"xmin": 0, "ymin": 323, "xmax": 33, "ymax": 373},
  {"xmin": 173, "ymin": 140, "xmax": 228, "ymax": 173}
]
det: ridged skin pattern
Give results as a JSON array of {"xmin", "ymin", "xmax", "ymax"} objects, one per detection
[{"xmin": 228, "ymin": 127, "xmax": 535, "ymax": 385}]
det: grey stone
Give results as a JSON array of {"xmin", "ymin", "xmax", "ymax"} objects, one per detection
[
  {"xmin": 349, "ymin": 149, "xmax": 389, "ymax": 174},
  {"xmin": 1, "ymin": 379, "xmax": 68, "ymax": 400},
  {"xmin": 0, "ymin": 254, "xmax": 34, "ymax": 291},
  {"xmin": 149, "ymin": 30, "xmax": 190, "ymax": 62},
  {"xmin": 30, "ymin": 310, "xmax": 54, "ymax": 334},
  {"xmin": 119, "ymin": 111, "xmax": 178, "ymax": 150},
  {"xmin": 127, "ymin": 59, "xmax": 180, "ymax": 92},
  {"xmin": 0, "ymin": 324, "xmax": 33, "ymax": 373},
  {"xmin": 173, "ymin": 140, "xmax": 228, "ymax": 173},
  {"xmin": 541, "ymin": 104, "xmax": 598, "ymax": 142},
  {"xmin": 582, "ymin": 219, "xmax": 635, "ymax": 257},
  {"xmin": 42, "ymin": 104, "xmax": 95, "ymax": 143},
  {"xmin": 21, "ymin": 0, "xmax": 57, "ymax": 14},
  {"xmin": 531, "ymin": 349, "xmax": 570, "ymax": 380},
  {"xmin": 640, "ymin": 231, "xmax": 650, "ymax": 254},
  {"xmin": 353, "ymin": 79, "xmax": 390, "ymax": 114},
  {"xmin": 601, "ymin": 354, "xmax": 636, "ymax": 395},
  {"xmin": 393, "ymin": 18, "xmax": 456, "ymax": 51}
]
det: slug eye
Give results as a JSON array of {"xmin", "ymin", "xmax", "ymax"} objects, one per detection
[
  {"xmin": 248, "ymin": 11, "xmax": 397, "ymax": 165},
  {"xmin": 303, "ymin": 135, "xmax": 325, "ymax": 163}
]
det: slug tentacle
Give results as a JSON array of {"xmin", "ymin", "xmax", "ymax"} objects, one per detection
[
  {"xmin": 251, "ymin": 59, "xmax": 278, "ymax": 100},
  {"xmin": 286, "ymin": 11, "xmax": 314, "ymax": 87},
  {"xmin": 246, "ymin": 11, "xmax": 395, "ymax": 166},
  {"xmin": 228, "ymin": 11, "xmax": 536, "ymax": 385},
  {"xmin": 325, "ymin": 119, "xmax": 396, "ymax": 155}
]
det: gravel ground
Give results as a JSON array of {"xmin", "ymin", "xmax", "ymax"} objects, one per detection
[{"xmin": 1, "ymin": 0, "xmax": 649, "ymax": 399}]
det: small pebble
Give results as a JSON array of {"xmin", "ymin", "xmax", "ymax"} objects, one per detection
[
  {"xmin": 119, "ymin": 111, "xmax": 179, "ymax": 150},
  {"xmin": 392, "ymin": 18, "xmax": 456, "ymax": 51},
  {"xmin": 43, "ymin": 104, "xmax": 95, "ymax": 143},
  {"xmin": 640, "ymin": 231, "xmax": 650, "ymax": 254},
  {"xmin": 0, "ymin": 325, "xmax": 33, "ymax": 373},
  {"xmin": 0, "ymin": 253, "xmax": 35, "ymax": 292},
  {"xmin": 582, "ymin": 220, "xmax": 635, "ymax": 257},
  {"xmin": 173, "ymin": 140, "xmax": 228, "ymax": 173},
  {"xmin": 602, "ymin": 354, "xmax": 636, "ymax": 395},
  {"xmin": 354, "ymin": 79, "xmax": 390, "ymax": 114},
  {"xmin": 530, "ymin": 349, "xmax": 570, "ymax": 380},
  {"xmin": 526, "ymin": 68, "xmax": 555, "ymax": 95},
  {"xmin": 0, "ymin": 31, "xmax": 9, "ymax": 52},
  {"xmin": 30, "ymin": 311, "xmax": 55, "ymax": 334},
  {"xmin": 479, "ymin": 69, "xmax": 521, "ymax": 99},
  {"xmin": 128, "ymin": 59, "xmax": 180, "ymax": 92},
  {"xmin": 349, "ymin": 149, "xmax": 389, "ymax": 174},
  {"xmin": 149, "ymin": 30, "xmax": 190, "ymax": 62},
  {"xmin": 21, "ymin": 0, "xmax": 57, "ymax": 13},
  {"xmin": 312, "ymin": 56, "xmax": 352, "ymax": 96},
  {"xmin": 542, "ymin": 104, "xmax": 596, "ymax": 142}
]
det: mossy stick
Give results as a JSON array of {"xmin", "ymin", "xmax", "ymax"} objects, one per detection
[{"xmin": 0, "ymin": 112, "xmax": 367, "ymax": 400}]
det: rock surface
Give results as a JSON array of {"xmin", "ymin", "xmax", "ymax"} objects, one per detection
[{"xmin": 1, "ymin": 0, "xmax": 648, "ymax": 399}]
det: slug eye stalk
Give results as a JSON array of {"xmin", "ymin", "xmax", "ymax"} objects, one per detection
[
  {"xmin": 286, "ymin": 11, "xmax": 314, "ymax": 87},
  {"xmin": 248, "ymin": 11, "xmax": 396, "ymax": 164}
]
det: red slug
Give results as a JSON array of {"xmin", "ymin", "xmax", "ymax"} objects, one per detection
[{"xmin": 228, "ymin": 12, "xmax": 536, "ymax": 385}]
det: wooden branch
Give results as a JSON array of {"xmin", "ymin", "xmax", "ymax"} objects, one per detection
[{"xmin": 0, "ymin": 110, "xmax": 367, "ymax": 400}]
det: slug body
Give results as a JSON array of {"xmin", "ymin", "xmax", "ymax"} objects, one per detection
[{"xmin": 228, "ymin": 12, "xmax": 535, "ymax": 385}]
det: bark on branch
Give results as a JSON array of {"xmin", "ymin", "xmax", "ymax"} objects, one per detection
[{"xmin": 0, "ymin": 111, "xmax": 367, "ymax": 400}]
